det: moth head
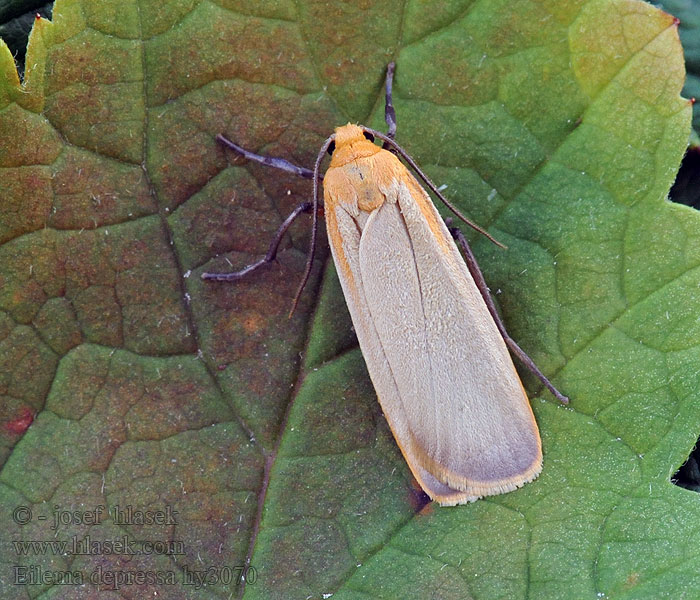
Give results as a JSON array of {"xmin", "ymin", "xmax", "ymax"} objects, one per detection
[
  {"xmin": 333, "ymin": 123, "xmax": 374, "ymax": 151},
  {"xmin": 328, "ymin": 129, "xmax": 374, "ymax": 155}
]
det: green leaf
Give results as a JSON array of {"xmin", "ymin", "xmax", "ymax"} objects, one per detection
[
  {"xmin": 652, "ymin": 0, "xmax": 700, "ymax": 211},
  {"xmin": 651, "ymin": 0, "xmax": 700, "ymax": 132},
  {"xmin": 0, "ymin": 1, "xmax": 693, "ymax": 599},
  {"xmin": 0, "ymin": 1, "xmax": 52, "ymax": 78}
]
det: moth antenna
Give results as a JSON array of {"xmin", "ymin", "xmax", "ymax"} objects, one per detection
[
  {"xmin": 288, "ymin": 134, "xmax": 336, "ymax": 317},
  {"xmin": 366, "ymin": 128, "xmax": 507, "ymax": 249}
]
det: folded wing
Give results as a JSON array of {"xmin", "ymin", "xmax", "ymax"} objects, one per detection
[{"xmin": 327, "ymin": 176, "xmax": 542, "ymax": 505}]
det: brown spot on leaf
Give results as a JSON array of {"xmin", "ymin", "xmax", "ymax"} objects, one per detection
[{"xmin": 242, "ymin": 312, "xmax": 264, "ymax": 335}]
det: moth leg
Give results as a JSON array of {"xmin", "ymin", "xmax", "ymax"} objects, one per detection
[
  {"xmin": 203, "ymin": 133, "xmax": 321, "ymax": 281},
  {"xmin": 216, "ymin": 134, "xmax": 318, "ymax": 180},
  {"xmin": 201, "ymin": 201, "xmax": 314, "ymax": 281},
  {"xmin": 383, "ymin": 62, "xmax": 397, "ymax": 146},
  {"xmin": 207, "ymin": 132, "xmax": 333, "ymax": 316},
  {"xmin": 447, "ymin": 222, "xmax": 569, "ymax": 405}
]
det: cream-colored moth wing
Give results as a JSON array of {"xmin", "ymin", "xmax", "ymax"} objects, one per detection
[{"xmin": 326, "ymin": 168, "xmax": 541, "ymax": 506}]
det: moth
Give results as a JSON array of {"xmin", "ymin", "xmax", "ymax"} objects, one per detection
[{"xmin": 203, "ymin": 63, "xmax": 568, "ymax": 505}]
